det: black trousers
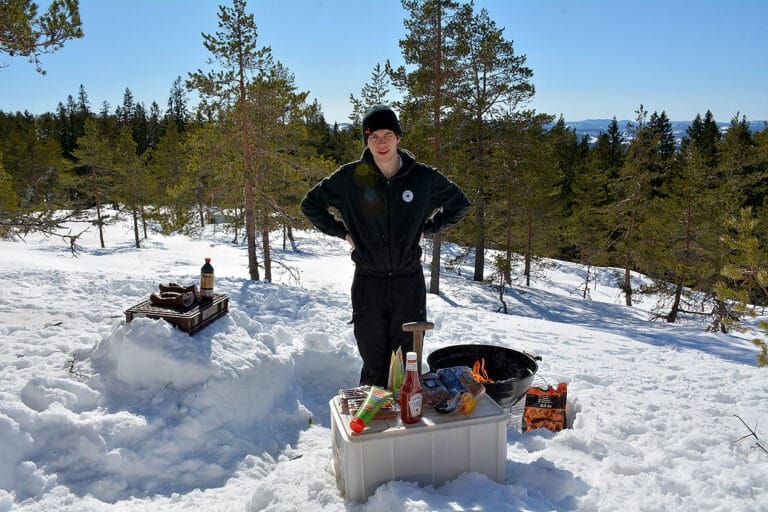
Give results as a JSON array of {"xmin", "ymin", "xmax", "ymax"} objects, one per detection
[{"xmin": 351, "ymin": 267, "xmax": 427, "ymax": 387}]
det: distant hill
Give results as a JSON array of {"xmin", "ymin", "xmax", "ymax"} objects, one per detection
[
  {"xmin": 559, "ymin": 118, "xmax": 767, "ymax": 145},
  {"xmin": 333, "ymin": 118, "xmax": 766, "ymax": 146}
]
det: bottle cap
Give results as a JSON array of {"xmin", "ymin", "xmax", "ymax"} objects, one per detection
[
  {"xmin": 349, "ymin": 416, "xmax": 365, "ymax": 433},
  {"xmin": 405, "ymin": 351, "xmax": 417, "ymax": 361}
]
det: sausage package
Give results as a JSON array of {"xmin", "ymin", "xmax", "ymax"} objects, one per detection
[{"xmin": 522, "ymin": 382, "xmax": 568, "ymax": 432}]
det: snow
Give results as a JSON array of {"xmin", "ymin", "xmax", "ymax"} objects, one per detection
[{"xmin": 1, "ymin": 210, "xmax": 767, "ymax": 511}]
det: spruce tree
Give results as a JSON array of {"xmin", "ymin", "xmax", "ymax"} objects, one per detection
[
  {"xmin": 611, "ymin": 105, "xmax": 654, "ymax": 306},
  {"xmin": 568, "ymin": 130, "xmax": 617, "ymax": 296},
  {"xmin": 349, "ymin": 63, "xmax": 392, "ymax": 124},
  {"xmin": 647, "ymin": 110, "xmax": 676, "ymax": 197},
  {"xmin": 682, "ymin": 110, "xmax": 720, "ymax": 168},
  {"xmin": 167, "ymin": 76, "xmax": 189, "ymax": 133}
]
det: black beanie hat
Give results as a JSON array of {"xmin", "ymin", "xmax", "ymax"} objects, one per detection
[{"xmin": 362, "ymin": 105, "xmax": 402, "ymax": 144}]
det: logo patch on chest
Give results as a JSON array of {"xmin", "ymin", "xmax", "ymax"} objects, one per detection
[{"xmin": 402, "ymin": 189, "xmax": 414, "ymax": 203}]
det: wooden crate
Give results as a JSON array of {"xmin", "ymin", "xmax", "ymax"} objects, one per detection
[{"xmin": 125, "ymin": 293, "xmax": 229, "ymax": 335}]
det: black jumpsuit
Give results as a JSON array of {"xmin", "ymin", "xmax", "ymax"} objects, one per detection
[{"xmin": 301, "ymin": 148, "xmax": 470, "ymax": 386}]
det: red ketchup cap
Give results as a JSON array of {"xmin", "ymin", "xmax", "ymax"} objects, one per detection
[{"xmin": 349, "ymin": 417, "xmax": 365, "ymax": 433}]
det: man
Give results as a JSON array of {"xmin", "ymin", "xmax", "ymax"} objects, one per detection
[{"xmin": 301, "ymin": 105, "xmax": 470, "ymax": 386}]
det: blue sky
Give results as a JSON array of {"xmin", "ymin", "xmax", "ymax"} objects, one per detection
[{"xmin": 1, "ymin": 0, "xmax": 766, "ymax": 125}]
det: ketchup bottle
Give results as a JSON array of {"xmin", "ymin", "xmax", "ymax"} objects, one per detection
[{"xmin": 400, "ymin": 351, "xmax": 423, "ymax": 424}]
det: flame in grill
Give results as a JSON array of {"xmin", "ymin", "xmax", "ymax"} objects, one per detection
[{"xmin": 472, "ymin": 358, "xmax": 495, "ymax": 383}]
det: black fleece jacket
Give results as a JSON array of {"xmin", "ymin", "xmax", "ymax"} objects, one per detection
[{"xmin": 301, "ymin": 148, "xmax": 470, "ymax": 275}]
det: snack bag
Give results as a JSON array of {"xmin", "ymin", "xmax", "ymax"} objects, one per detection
[
  {"xmin": 420, "ymin": 372, "xmax": 450, "ymax": 407},
  {"xmin": 522, "ymin": 382, "xmax": 568, "ymax": 432},
  {"xmin": 434, "ymin": 367, "xmax": 479, "ymax": 415}
]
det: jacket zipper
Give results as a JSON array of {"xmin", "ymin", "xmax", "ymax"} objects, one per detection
[{"xmin": 386, "ymin": 178, "xmax": 393, "ymax": 271}]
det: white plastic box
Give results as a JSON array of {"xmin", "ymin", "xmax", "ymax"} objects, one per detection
[{"xmin": 330, "ymin": 393, "xmax": 507, "ymax": 502}]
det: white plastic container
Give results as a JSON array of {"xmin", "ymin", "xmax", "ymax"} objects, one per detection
[{"xmin": 330, "ymin": 393, "xmax": 507, "ymax": 502}]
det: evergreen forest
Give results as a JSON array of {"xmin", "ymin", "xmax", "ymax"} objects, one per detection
[{"xmin": 2, "ymin": 0, "xmax": 768, "ymax": 364}]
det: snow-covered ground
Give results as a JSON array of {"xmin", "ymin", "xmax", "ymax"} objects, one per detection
[{"xmin": 1, "ymin": 210, "xmax": 766, "ymax": 511}]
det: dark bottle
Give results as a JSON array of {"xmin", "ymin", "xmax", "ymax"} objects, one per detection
[
  {"xmin": 200, "ymin": 258, "xmax": 214, "ymax": 299},
  {"xmin": 400, "ymin": 351, "xmax": 423, "ymax": 424}
]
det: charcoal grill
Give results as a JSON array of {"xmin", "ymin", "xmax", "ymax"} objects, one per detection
[{"xmin": 427, "ymin": 344, "xmax": 539, "ymax": 408}]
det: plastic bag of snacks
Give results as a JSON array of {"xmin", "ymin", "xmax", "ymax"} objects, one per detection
[
  {"xmin": 432, "ymin": 366, "xmax": 485, "ymax": 415},
  {"xmin": 522, "ymin": 382, "xmax": 568, "ymax": 432},
  {"xmin": 420, "ymin": 372, "xmax": 451, "ymax": 407}
]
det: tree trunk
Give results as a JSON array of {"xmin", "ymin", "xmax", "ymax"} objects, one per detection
[
  {"xmin": 624, "ymin": 210, "xmax": 635, "ymax": 306},
  {"xmin": 286, "ymin": 223, "xmax": 297, "ymax": 252},
  {"xmin": 428, "ymin": 4, "xmax": 443, "ymax": 296},
  {"xmin": 504, "ymin": 196, "xmax": 513, "ymax": 284},
  {"xmin": 197, "ymin": 187, "xmax": 205, "ymax": 228},
  {"xmin": 524, "ymin": 213, "xmax": 532, "ymax": 287},
  {"xmin": 240, "ymin": 60, "xmax": 259, "ymax": 281},
  {"xmin": 95, "ymin": 197, "xmax": 105, "ymax": 249},
  {"xmin": 141, "ymin": 206, "xmax": 147, "ymax": 239},
  {"xmin": 473, "ymin": 197, "xmax": 485, "ymax": 282},
  {"xmin": 429, "ymin": 232, "xmax": 442, "ymax": 294},
  {"xmin": 667, "ymin": 281, "xmax": 683, "ymax": 322},
  {"xmin": 262, "ymin": 224, "xmax": 272, "ymax": 282},
  {"xmin": 132, "ymin": 205, "xmax": 140, "ymax": 249},
  {"xmin": 245, "ymin": 180, "xmax": 260, "ymax": 280}
]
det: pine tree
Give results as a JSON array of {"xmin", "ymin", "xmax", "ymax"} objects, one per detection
[
  {"xmin": 73, "ymin": 118, "xmax": 114, "ymax": 248},
  {"xmin": 0, "ymin": 0, "xmax": 83, "ymax": 73},
  {"xmin": 712, "ymin": 207, "xmax": 768, "ymax": 337},
  {"xmin": 0, "ymin": 125, "xmax": 75, "ymax": 242},
  {"xmin": 183, "ymin": 123, "xmax": 236, "ymax": 232},
  {"xmin": 489, "ymin": 112, "xmax": 557, "ymax": 288},
  {"xmin": 391, "ymin": 0, "xmax": 461, "ymax": 295},
  {"xmin": 246, "ymin": 61, "xmax": 309, "ymax": 282},
  {"xmin": 149, "ymin": 122, "xmax": 189, "ymax": 232},
  {"xmin": 112, "ymin": 126, "xmax": 142, "ymax": 248},
  {"xmin": 188, "ymin": 0, "xmax": 276, "ymax": 281},
  {"xmin": 638, "ymin": 145, "xmax": 723, "ymax": 322},
  {"xmin": 0, "ymin": 151, "xmax": 20, "ymax": 233},
  {"xmin": 451, "ymin": 4, "xmax": 534, "ymax": 282}
]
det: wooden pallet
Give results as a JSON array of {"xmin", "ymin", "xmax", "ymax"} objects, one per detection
[{"xmin": 124, "ymin": 293, "xmax": 229, "ymax": 335}]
